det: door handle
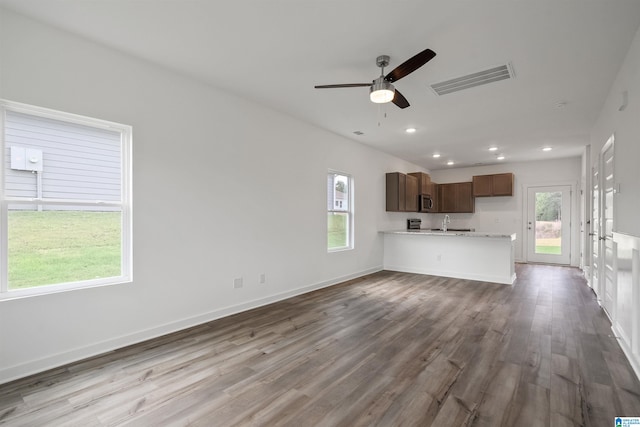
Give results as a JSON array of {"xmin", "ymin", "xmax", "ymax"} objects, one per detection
[
  {"xmin": 588, "ymin": 233, "xmax": 596, "ymax": 236},
  {"xmin": 599, "ymin": 236, "xmax": 606, "ymax": 240}
]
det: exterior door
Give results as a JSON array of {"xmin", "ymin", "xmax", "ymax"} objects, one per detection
[
  {"xmin": 526, "ymin": 185, "xmax": 572, "ymax": 264},
  {"xmin": 601, "ymin": 136, "xmax": 615, "ymax": 317}
]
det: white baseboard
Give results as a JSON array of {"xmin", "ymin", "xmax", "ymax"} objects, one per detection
[
  {"xmin": 0, "ymin": 266, "xmax": 382, "ymax": 385},
  {"xmin": 384, "ymin": 265, "xmax": 515, "ymax": 285},
  {"xmin": 613, "ymin": 324, "xmax": 640, "ymax": 382}
]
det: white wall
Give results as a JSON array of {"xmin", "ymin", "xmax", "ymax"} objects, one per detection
[
  {"xmin": 590, "ymin": 25, "xmax": 640, "ymax": 237},
  {"xmin": 589, "ymin": 23, "xmax": 640, "ymax": 379},
  {"xmin": 0, "ymin": 9, "xmax": 431, "ymax": 383},
  {"xmin": 428, "ymin": 157, "xmax": 582, "ymax": 264}
]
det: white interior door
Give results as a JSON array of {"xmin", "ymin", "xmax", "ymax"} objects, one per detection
[
  {"xmin": 526, "ymin": 185, "xmax": 572, "ymax": 264},
  {"xmin": 590, "ymin": 165, "xmax": 601, "ymax": 298},
  {"xmin": 601, "ymin": 136, "xmax": 615, "ymax": 317}
]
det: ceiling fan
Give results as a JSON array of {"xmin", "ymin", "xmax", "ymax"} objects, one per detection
[{"xmin": 314, "ymin": 48, "xmax": 436, "ymax": 109}]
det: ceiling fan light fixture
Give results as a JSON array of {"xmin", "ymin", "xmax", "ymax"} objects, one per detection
[{"xmin": 370, "ymin": 78, "xmax": 395, "ymax": 103}]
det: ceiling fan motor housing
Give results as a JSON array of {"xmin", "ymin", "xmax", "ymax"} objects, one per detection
[{"xmin": 376, "ymin": 55, "xmax": 391, "ymax": 68}]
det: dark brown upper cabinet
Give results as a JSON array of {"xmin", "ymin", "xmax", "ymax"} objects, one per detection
[
  {"xmin": 438, "ymin": 182, "xmax": 475, "ymax": 213},
  {"xmin": 472, "ymin": 173, "xmax": 514, "ymax": 197},
  {"xmin": 408, "ymin": 172, "xmax": 431, "ymax": 194},
  {"xmin": 386, "ymin": 172, "xmax": 418, "ymax": 212}
]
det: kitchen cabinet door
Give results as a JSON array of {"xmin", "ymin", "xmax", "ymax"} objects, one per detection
[
  {"xmin": 386, "ymin": 172, "xmax": 406, "ymax": 211},
  {"xmin": 405, "ymin": 174, "xmax": 419, "ymax": 212},
  {"xmin": 408, "ymin": 172, "xmax": 431, "ymax": 194},
  {"xmin": 438, "ymin": 182, "xmax": 474, "ymax": 213},
  {"xmin": 472, "ymin": 173, "xmax": 514, "ymax": 197},
  {"xmin": 472, "ymin": 175, "xmax": 493, "ymax": 197},
  {"xmin": 456, "ymin": 182, "xmax": 474, "ymax": 212},
  {"xmin": 491, "ymin": 173, "xmax": 514, "ymax": 196},
  {"xmin": 438, "ymin": 183, "xmax": 456, "ymax": 213},
  {"xmin": 386, "ymin": 172, "xmax": 419, "ymax": 212}
]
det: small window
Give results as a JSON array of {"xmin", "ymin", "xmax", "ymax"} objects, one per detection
[
  {"xmin": 327, "ymin": 172, "xmax": 353, "ymax": 251},
  {"xmin": 0, "ymin": 100, "xmax": 132, "ymax": 297}
]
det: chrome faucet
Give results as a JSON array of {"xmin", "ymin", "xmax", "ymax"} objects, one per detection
[{"xmin": 442, "ymin": 214, "xmax": 450, "ymax": 232}]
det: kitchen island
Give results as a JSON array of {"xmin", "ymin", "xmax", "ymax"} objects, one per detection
[{"xmin": 382, "ymin": 230, "xmax": 516, "ymax": 285}]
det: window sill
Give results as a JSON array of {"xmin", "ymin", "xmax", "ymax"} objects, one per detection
[
  {"xmin": 0, "ymin": 277, "xmax": 132, "ymax": 301},
  {"xmin": 328, "ymin": 246, "xmax": 354, "ymax": 253}
]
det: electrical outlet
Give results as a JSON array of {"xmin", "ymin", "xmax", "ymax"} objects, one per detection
[
  {"xmin": 437, "ymin": 254, "xmax": 442, "ymax": 262},
  {"xmin": 233, "ymin": 277, "xmax": 243, "ymax": 289},
  {"xmin": 260, "ymin": 273, "xmax": 266, "ymax": 284}
]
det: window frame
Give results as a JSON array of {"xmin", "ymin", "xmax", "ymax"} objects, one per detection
[
  {"xmin": 327, "ymin": 170, "xmax": 354, "ymax": 252},
  {"xmin": 0, "ymin": 100, "xmax": 133, "ymax": 299}
]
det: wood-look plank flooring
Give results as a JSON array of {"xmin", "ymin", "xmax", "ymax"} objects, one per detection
[{"xmin": 2, "ymin": 264, "xmax": 640, "ymax": 426}]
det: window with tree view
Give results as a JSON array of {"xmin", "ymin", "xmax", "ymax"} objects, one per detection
[
  {"xmin": 1, "ymin": 101, "xmax": 132, "ymax": 297},
  {"xmin": 535, "ymin": 191, "xmax": 562, "ymax": 255},
  {"xmin": 327, "ymin": 172, "xmax": 353, "ymax": 251}
]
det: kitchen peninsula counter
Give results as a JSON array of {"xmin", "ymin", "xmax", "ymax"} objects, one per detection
[{"xmin": 381, "ymin": 229, "xmax": 516, "ymax": 285}]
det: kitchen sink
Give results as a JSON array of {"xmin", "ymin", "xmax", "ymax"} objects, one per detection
[{"xmin": 428, "ymin": 228, "xmax": 474, "ymax": 232}]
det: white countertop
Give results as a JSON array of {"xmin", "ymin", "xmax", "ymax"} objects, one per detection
[{"xmin": 381, "ymin": 229, "xmax": 516, "ymax": 240}]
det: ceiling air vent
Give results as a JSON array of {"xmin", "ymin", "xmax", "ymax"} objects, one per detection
[{"xmin": 430, "ymin": 63, "xmax": 514, "ymax": 96}]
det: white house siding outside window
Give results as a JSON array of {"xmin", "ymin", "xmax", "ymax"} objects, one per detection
[
  {"xmin": 0, "ymin": 100, "xmax": 132, "ymax": 298},
  {"xmin": 327, "ymin": 171, "xmax": 353, "ymax": 251}
]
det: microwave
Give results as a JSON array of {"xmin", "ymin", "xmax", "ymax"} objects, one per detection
[{"xmin": 419, "ymin": 194, "xmax": 434, "ymax": 212}]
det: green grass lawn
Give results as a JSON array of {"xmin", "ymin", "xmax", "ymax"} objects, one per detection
[
  {"xmin": 328, "ymin": 213, "xmax": 348, "ymax": 250},
  {"xmin": 535, "ymin": 245, "xmax": 562, "ymax": 255},
  {"xmin": 8, "ymin": 211, "xmax": 121, "ymax": 289},
  {"xmin": 535, "ymin": 237, "xmax": 561, "ymax": 255}
]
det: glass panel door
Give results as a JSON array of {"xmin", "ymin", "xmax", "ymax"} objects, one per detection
[{"xmin": 527, "ymin": 185, "xmax": 571, "ymax": 264}]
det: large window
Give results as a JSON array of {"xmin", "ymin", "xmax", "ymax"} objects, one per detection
[
  {"xmin": 327, "ymin": 171, "xmax": 353, "ymax": 251},
  {"xmin": 0, "ymin": 100, "xmax": 132, "ymax": 297}
]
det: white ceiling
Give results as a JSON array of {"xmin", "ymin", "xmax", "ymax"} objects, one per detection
[{"xmin": 2, "ymin": 1, "xmax": 640, "ymax": 170}]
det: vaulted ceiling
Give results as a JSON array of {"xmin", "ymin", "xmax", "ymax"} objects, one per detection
[{"xmin": 2, "ymin": 1, "xmax": 639, "ymax": 170}]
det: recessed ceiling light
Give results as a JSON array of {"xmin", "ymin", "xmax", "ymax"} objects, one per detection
[
  {"xmin": 489, "ymin": 147, "xmax": 498, "ymax": 151},
  {"xmin": 542, "ymin": 147, "xmax": 552, "ymax": 151},
  {"xmin": 497, "ymin": 155, "xmax": 505, "ymax": 160},
  {"xmin": 447, "ymin": 161, "xmax": 454, "ymax": 166},
  {"xmin": 433, "ymin": 153, "xmax": 441, "ymax": 158},
  {"xmin": 405, "ymin": 127, "xmax": 417, "ymax": 134}
]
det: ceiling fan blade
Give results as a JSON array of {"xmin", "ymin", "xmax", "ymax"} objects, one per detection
[
  {"xmin": 384, "ymin": 48, "xmax": 436, "ymax": 83},
  {"xmin": 392, "ymin": 90, "xmax": 410, "ymax": 109},
  {"xmin": 314, "ymin": 83, "xmax": 371, "ymax": 89}
]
